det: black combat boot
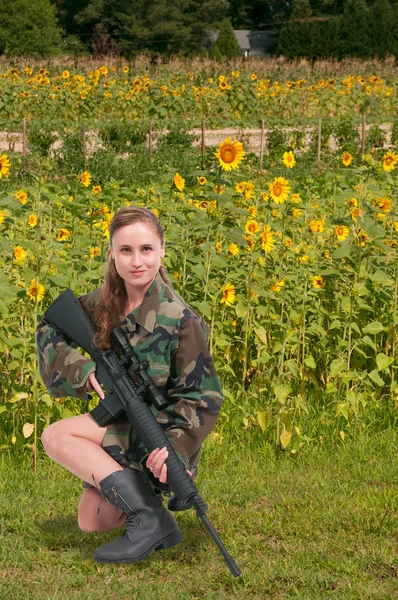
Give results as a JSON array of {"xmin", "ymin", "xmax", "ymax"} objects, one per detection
[{"xmin": 94, "ymin": 468, "xmax": 183, "ymax": 563}]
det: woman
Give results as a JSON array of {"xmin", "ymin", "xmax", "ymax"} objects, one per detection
[{"xmin": 36, "ymin": 206, "xmax": 223, "ymax": 564}]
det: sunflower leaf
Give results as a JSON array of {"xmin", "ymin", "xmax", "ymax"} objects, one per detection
[{"xmin": 333, "ymin": 242, "xmax": 351, "ymax": 259}]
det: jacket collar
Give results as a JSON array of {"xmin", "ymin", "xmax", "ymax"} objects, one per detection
[{"xmin": 134, "ymin": 271, "xmax": 166, "ymax": 333}]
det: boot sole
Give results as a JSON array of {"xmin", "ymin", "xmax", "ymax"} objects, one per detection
[{"xmin": 94, "ymin": 530, "xmax": 183, "ymax": 564}]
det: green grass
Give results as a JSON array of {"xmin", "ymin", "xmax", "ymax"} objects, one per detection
[{"xmin": 0, "ymin": 432, "xmax": 397, "ymax": 600}]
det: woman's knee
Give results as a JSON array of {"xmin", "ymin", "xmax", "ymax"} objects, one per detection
[
  {"xmin": 41, "ymin": 421, "xmax": 64, "ymax": 458},
  {"xmin": 78, "ymin": 513, "xmax": 100, "ymax": 533},
  {"xmin": 78, "ymin": 488, "xmax": 124, "ymax": 533},
  {"xmin": 78, "ymin": 507, "xmax": 124, "ymax": 533},
  {"xmin": 41, "ymin": 413, "xmax": 106, "ymax": 458}
]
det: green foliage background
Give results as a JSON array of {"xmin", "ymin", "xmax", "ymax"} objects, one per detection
[{"xmin": 2, "ymin": 0, "xmax": 398, "ymax": 58}]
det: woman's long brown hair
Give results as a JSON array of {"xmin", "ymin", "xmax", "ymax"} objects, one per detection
[{"xmin": 88, "ymin": 206, "xmax": 169, "ymax": 348}]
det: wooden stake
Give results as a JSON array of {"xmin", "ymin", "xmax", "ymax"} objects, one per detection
[
  {"xmin": 361, "ymin": 113, "xmax": 366, "ymax": 155},
  {"xmin": 259, "ymin": 119, "xmax": 265, "ymax": 168},
  {"xmin": 22, "ymin": 118, "xmax": 27, "ymax": 157},
  {"xmin": 149, "ymin": 120, "xmax": 152, "ymax": 159},
  {"xmin": 82, "ymin": 122, "xmax": 87, "ymax": 167},
  {"xmin": 317, "ymin": 118, "xmax": 322, "ymax": 167},
  {"xmin": 201, "ymin": 120, "xmax": 205, "ymax": 167}
]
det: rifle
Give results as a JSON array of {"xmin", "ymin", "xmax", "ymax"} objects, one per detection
[{"xmin": 44, "ymin": 289, "xmax": 241, "ymax": 577}]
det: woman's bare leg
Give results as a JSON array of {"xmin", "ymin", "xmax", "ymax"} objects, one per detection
[
  {"xmin": 41, "ymin": 413, "xmax": 124, "ymax": 487},
  {"xmin": 42, "ymin": 413, "xmax": 129, "ymax": 532},
  {"xmin": 78, "ymin": 487, "xmax": 126, "ymax": 532}
]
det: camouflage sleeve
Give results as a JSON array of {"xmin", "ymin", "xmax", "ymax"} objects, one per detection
[
  {"xmin": 157, "ymin": 316, "xmax": 223, "ymax": 470},
  {"xmin": 36, "ymin": 318, "xmax": 96, "ymax": 400}
]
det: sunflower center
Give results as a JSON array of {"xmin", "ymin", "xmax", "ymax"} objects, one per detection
[
  {"xmin": 221, "ymin": 147, "xmax": 235, "ymax": 163},
  {"xmin": 273, "ymin": 184, "xmax": 282, "ymax": 196}
]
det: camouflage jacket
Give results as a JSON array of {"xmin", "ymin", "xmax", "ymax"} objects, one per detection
[{"xmin": 36, "ymin": 272, "xmax": 223, "ymax": 466}]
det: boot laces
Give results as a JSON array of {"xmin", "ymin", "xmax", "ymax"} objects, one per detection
[{"xmin": 104, "ymin": 487, "xmax": 141, "ymax": 531}]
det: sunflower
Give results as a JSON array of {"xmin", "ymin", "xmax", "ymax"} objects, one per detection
[
  {"xmin": 261, "ymin": 192, "xmax": 269, "ymax": 202},
  {"xmin": 14, "ymin": 245, "xmax": 26, "ymax": 263},
  {"xmin": 383, "ymin": 151, "xmax": 398, "ymax": 172},
  {"xmin": 291, "ymin": 193, "xmax": 302, "ymax": 204},
  {"xmin": 347, "ymin": 197, "xmax": 358, "ymax": 209},
  {"xmin": 57, "ymin": 228, "xmax": 70, "ymax": 242},
  {"xmin": 312, "ymin": 276, "xmax": 324, "ymax": 289},
  {"xmin": 151, "ymin": 208, "xmax": 160, "ymax": 218},
  {"xmin": 250, "ymin": 73, "xmax": 257, "ymax": 81},
  {"xmin": 334, "ymin": 225, "xmax": 350, "ymax": 241},
  {"xmin": 244, "ymin": 236, "xmax": 255, "ymax": 251},
  {"xmin": 268, "ymin": 177, "xmax": 290, "ymax": 205},
  {"xmin": 342, "ymin": 152, "xmax": 353, "ymax": 167},
  {"xmin": 282, "ymin": 151, "xmax": 296, "ymax": 168},
  {"xmin": 27, "ymin": 214, "xmax": 38, "ymax": 228},
  {"xmin": 0, "ymin": 154, "xmax": 11, "ymax": 178},
  {"xmin": 260, "ymin": 226, "xmax": 275, "ymax": 253},
  {"xmin": 173, "ymin": 173, "xmax": 185, "ymax": 191},
  {"xmin": 228, "ymin": 243, "xmax": 239, "ymax": 256},
  {"xmin": 271, "ymin": 280, "xmax": 285, "ymax": 293},
  {"xmin": 245, "ymin": 219, "xmax": 261, "ymax": 235},
  {"xmin": 27, "ymin": 278, "xmax": 45, "ymax": 302},
  {"xmin": 378, "ymin": 197, "xmax": 392, "ymax": 212},
  {"xmin": 216, "ymin": 242, "xmax": 222, "ymax": 253},
  {"xmin": 351, "ymin": 207, "xmax": 363, "ymax": 222},
  {"xmin": 215, "ymin": 137, "xmax": 245, "ymax": 171},
  {"xmin": 356, "ymin": 227, "xmax": 369, "ymax": 247},
  {"xmin": 92, "ymin": 185, "xmax": 102, "ymax": 195},
  {"xmin": 248, "ymin": 205, "xmax": 257, "ymax": 216},
  {"xmin": 79, "ymin": 171, "xmax": 92, "ymax": 187},
  {"xmin": 62, "ymin": 70, "xmax": 70, "ymax": 79},
  {"xmin": 242, "ymin": 182, "xmax": 254, "ymax": 200},
  {"xmin": 123, "ymin": 66, "xmax": 129, "ymax": 74},
  {"xmin": 0, "ymin": 209, "xmax": 4, "ymax": 224},
  {"xmin": 292, "ymin": 209, "xmax": 302, "ymax": 219},
  {"xmin": 309, "ymin": 219, "xmax": 325, "ymax": 233},
  {"xmin": 197, "ymin": 201, "xmax": 209, "ymax": 211},
  {"xmin": 90, "ymin": 246, "xmax": 100, "ymax": 259},
  {"xmin": 15, "ymin": 189, "xmax": 28, "ymax": 204},
  {"xmin": 235, "ymin": 182, "xmax": 245, "ymax": 194},
  {"xmin": 197, "ymin": 176, "xmax": 207, "ymax": 185},
  {"xmin": 220, "ymin": 283, "xmax": 236, "ymax": 307}
]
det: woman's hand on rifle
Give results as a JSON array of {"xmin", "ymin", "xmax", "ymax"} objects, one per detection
[
  {"xmin": 86, "ymin": 372, "xmax": 105, "ymax": 399},
  {"xmin": 146, "ymin": 447, "xmax": 192, "ymax": 484}
]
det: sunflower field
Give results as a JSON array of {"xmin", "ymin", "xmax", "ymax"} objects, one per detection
[
  {"xmin": 1, "ymin": 58, "xmax": 398, "ymax": 464},
  {"xmin": 1, "ymin": 56, "xmax": 398, "ymax": 132}
]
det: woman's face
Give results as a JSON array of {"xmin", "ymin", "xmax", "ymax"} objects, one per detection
[{"xmin": 110, "ymin": 222, "xmax": 165, "ymax": 297}]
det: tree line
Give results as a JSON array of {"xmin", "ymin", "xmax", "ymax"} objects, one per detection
[{"xmin": 0, "ymin": 0, "xmax": 398, "ymax": 59}]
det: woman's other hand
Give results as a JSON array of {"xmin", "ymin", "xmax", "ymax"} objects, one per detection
[{"xmin": 86, "ymin": 372, "xmax": 105, "ymax": 399}]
